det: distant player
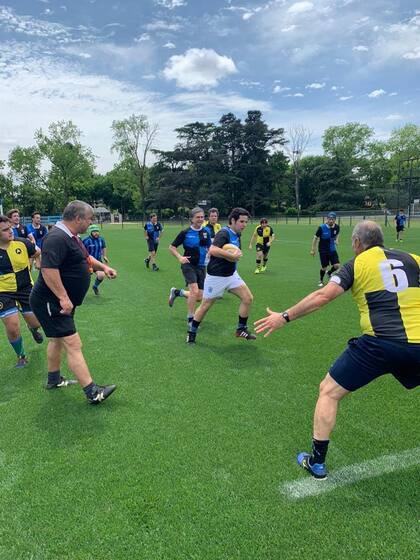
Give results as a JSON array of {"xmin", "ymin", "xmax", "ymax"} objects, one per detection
[
  {"xmin": 311, "ymin": 212, "xmax": 340, "ymax": 287},
  {"xmin": 7, "ymin": 208, "xmax": 35, "ymax": 244},
  {"xmin": 144, "ymin": 213, "xmax": 163, "ymax": 271},
  {"xmin": 26, "ymin": 212, "xmax": 48, "ymax": 269},
  {"xmin": 83, "ymin": 224, "xmax": 108, "ymax": 295},
  {"xmin": 0, "ymin": 214, "xmax": 43, "ymax": 368},
  {"xmin": 203, "ymin": 208, "xmax": 222, "ymax": 240},
  {"xmin": 249, "ymin": 218, "xmax": 275, "ymax": 273},
  {"xmin": 186, "ymin": 207, "xmax": 256, "ymax": 344},
  {"xmin": 394, "ymin": 208, "xmax": 407, "ymax": 242},
  {"xmin": 168, "ymin": 207, "xmax": 211, "ymax": 326}
]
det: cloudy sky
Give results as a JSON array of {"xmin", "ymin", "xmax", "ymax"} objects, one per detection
[{"xmin": 0, "ymin": 0, "xmax": 419, "ymax": 171}]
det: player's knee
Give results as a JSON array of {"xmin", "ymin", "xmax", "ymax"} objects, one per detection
[
  {"xmin": 189, "ymin": 286, "xmax": 199, "ymax": 298},
  {"xmin": 243, "ymin": 292, "xmax": 253, "ymax": 305},
  {"xmin": 64, "ymin": 335, "xmax": 82, "ymax": 352},
  {"xmin": 7, "ymin": 325, "xmax": 20, "ymax": 340}
]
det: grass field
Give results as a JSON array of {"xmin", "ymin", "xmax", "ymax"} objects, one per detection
[{"xmin": 0, "ymin": 222, "xmax": 419, "ymax": 560}]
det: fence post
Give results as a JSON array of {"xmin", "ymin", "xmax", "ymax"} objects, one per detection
[
  {"xmin": 350, "ymin": 216, "xmax": 352, "ymax": 227},
  {"xmin": 286, "ymin": 215, "xmax": 288, "ymax": 224}
]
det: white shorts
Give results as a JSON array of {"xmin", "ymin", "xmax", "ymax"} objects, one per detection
[{"xmin": 203, "ymin": 271, "xmax": 245, "ymax": 299}]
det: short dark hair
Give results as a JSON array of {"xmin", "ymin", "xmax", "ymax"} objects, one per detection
[
  {"xmin": 6, "ymin": 209, "xmax": 19, "ymax": 218},
  {"xmin": 228, "ymin": 207, "xmax": 250, "ymax": 224},
  {"xmin": 32, "ymin": 211, "xmax": 41, "ymax": 218},
  {"xmin": 208, "ymin": 208, "xmax": 219, "ymax": 216},
  {"xmin": 150, "ymin": 213, "xmax": 157, "ymax": 219},
  {"xmin": 0, "ymin": 214, "xmax": 11, "ymax": 224},
  {"xmin": 260, "ymin": 218, "xmax": 268, "ymax": 224}
]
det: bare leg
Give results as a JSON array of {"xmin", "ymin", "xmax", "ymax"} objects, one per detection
[
  {"xmin": 47, "ymin": 338, "xmax": 63, "ymax": 372},
  {"xmin": 61, "ymin": 333, "xmax": 93, "ymax": 388},
  {"xmin": 229, "ymin": 284, "xmax": 253, "ymax": 319},
  {"xmin": 193, "ymin": 298, "xmax": 216, "ymax": 323},
  {"xmin": 313, "ymin": 373, "xmax": 349, "ymax": 440},
  {"xmin": 22, "ymin": 312, "xmax": 41, "ymax": 329}
]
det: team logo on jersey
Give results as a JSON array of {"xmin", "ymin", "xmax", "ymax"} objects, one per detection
[
  {"xmin": 0, "ymin": 302, "xmax": 3, "ymax": 309},
  {"xmin": 15, "ymin": 248, "xmax": 22, "ymax": 254}
]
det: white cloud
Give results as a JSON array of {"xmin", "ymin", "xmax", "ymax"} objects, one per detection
[
  {"xmin": 368, "ymin": 88, "xmax": 386, "ymax": 98},
  {"xmin": 353, "ymin": 45, "xmax": 369, "ymax": 52},
  {"xmin": 169, "ymin": 91, "xmax": 271, "ymax": 113},
  {"xmin": 163, "ymin": 48, "xmax": 237, "ymax": 89},
  {"xmin": 293, "ymin": 93, "xmax": 304, "ymax": 97},
  {"xmin": 243, "ymin": 12, "xmax": 254, "ymax": 21},
  {"xmin": 273, "ymin": 85, "xmax": 291, "ymax": 93},
  {"xmin": 389, "ymin": 92, "xmax": 398, "ymax": 96},
  {"xmin": 339, "ymin": 96, "xmax": 353, "ymax": 101},
  {"xmin": 402, "ymin": 48, "xmax": 420, "ymax": 60},
  {"xmin": 134, "ymin": 33, "xmax": 151, "ymax": 42},
  {"xmin": 144, "ymin": 19, "xmax": 182, "ymax": 32},
  {"xmin": 306, "ymin": 82, "xmax": 325, "ymax": 89},
  {"xmin": 155, "ymin": 0, "xmax": 187, "ymax": 8},
  {"xmin": 385, "ymin": 113, "xmax": 403, "ymax": 120},
  {"xmin": 163, "ymin": 42, "xmax": 176, "ymax": 49},
  {"xmin": 288, "ymin": 2, "xmax": 314, "ymax": 15},
  {"xmin": 281, "ymin": 25, "xmax": 296, "ymax": 32}
]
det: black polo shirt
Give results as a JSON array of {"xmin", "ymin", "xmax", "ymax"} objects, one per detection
[{"xmin": 32, "ymin": 226, "xmax": 91, "ymax": 306}]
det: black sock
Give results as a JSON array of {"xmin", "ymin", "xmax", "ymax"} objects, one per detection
[
  {"xmin": 263, "ymin": 259, "xmax": 268, "ymax": 266},
  {"xmin": 327, "ymin": 267, "xmax": 335, "ymax": 277},
  {"xmin": 237, "ymin": 316, "xmax": 248, "ymax": 330},
  {"xmin": 30, "ymin": 327, "xmax": 39, "ymax": 334},
  {"xmin": 310, "ymin": 438, "xmax": 329, "ymax": 465},
  {"xmin": 190, "ymin": 319, "xmax": 201, "ymax": 333},
  {"xmin": 83, "ymin": 382, "xmax": 98, "ymax": 398},
  {"xmin": 256, "ymin": 259, "xmax": 261, "ymax": 266},
  {"xmin": 320, "ymin": 269, "xmax": 326, "ymax": 282},
  {"xmin": 48, "ymin": 370, "xmax": 61, "ymax": 384}
]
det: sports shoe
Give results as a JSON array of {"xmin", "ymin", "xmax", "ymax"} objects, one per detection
[
  {"xmin": 152, "ymin": 264, "xmax": 159, "ymax": 271},
  {"xmin": 261, "ymin": 265, "xmax": 266, "ymax": 272},
  {"xmin": 87, "ymin": 384, "xmax": 117, "ymax": 405},
  {"xmin": 92, "ymin": 285, "xmax": 99, "ymax": 296},
  {"xmin": 46, "ymin": 376, "xmax": 78, "ymax": 390},
  {"xmin": 254, "ymin": 267, "xmax": 261, "ymax": 274},
  {"xmin": 235, "ymin": 328, "xmax": 257, "ymax": 341},
  {"xmin": 186, "ymin": 331, "xmax": 196, "ymax": 344},
  {"xmin": 317, "ymin": 281, "xmax": 324, "ymax": 287},
  {"xmin": 168, "ymin": 287, "xmax": 178, "ymax": 307},
  {"xmin": 297, "ymin": 452, "xmax": 328, "ymax": 480},
  {"xmin": 15, "ymin": 356, "xmax": 28, "ymax": 368},
  {"xmin": 144, "ymin": 257, "xmax": 150, "ymax": 269},
  {"xmin": 30, "ymin": 329, "xmax": 44, "ymax": 344}
]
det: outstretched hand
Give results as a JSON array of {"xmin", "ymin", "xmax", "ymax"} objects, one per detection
[{"xmin": 254, "ymin": 307, "xmax": 287, "ymax": 337}]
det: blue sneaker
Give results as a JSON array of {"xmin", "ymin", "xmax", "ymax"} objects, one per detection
[{"xmin": 297, "ymin": 452, "xmax": 328, "ymax": 480}]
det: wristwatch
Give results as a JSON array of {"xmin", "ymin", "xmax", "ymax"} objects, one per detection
[{"xmin": 281, "ymin": 311, "xmax": 290, "ymax": 323}]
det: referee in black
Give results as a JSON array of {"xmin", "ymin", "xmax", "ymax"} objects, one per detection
[{"xmin": 30, "ymin": 200, "xmax": 118, "ymax": 405}]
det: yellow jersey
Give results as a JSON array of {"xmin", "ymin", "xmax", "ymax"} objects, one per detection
[
  {"xmin": 254, "ymin": 225, "xmax": 274, "ymax": 245},
  {"xmin": 0, "ymin": 238, "xmax": 36, "ymax": 293}
]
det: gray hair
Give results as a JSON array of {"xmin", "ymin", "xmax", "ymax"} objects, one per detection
[
  {"xmin": 189, "ymin": 207, "xmax": 204, "ymax": 219},
  {"xmin": 62, "ymin": 200, "xmax": 94, "ymax": 221},
  {"xmin": 352, "ymin": 221, "xmax": 384, "ymax": 250}
]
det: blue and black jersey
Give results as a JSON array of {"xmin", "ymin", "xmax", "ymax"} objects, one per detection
[
  {"xmin": 12, "ymin": 224, "xmax": 29, "ymax": 239},
  {"xmin": 207, "ymin": 227, "xmax": 241, "ymax": 277},
  {"xmin": 315, "ymin": 223, "xmax": 340, "ymax": 253},
  {"xmin": 395, "ymin": 214, "xmax": 407, "ymax": 228},
  {"xmin": 144, "ymin": 221, "xmax": 163, "ymax": 241},
  {"xmin": 26, "ymin": 224, "xmax": 48, "ymax": 248},
  {"xmin": 83, "ymin": 235, "xmax": 106, "ymax": 261},
  {"xmin": 171, "ymin": 227, "xmax": 211, "ymax": 267}
]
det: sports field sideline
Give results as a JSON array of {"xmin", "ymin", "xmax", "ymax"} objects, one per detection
[{"xmin": 0, "ymin": 223, "xmax": 418, "ymax": 559}]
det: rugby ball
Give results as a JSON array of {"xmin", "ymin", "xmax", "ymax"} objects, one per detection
[{"xmin": 222, "ymin": 243, "xmax": 239, "ymax": 253}]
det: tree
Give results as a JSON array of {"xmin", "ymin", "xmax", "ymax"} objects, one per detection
[
  {"xmin": 111, "ymin": 114, "xmax": 158, "ymax": 221},
  {"xmin": 322, "ymin": 122, "xmax": 374, "ymax": 163},
  {"xmin": 283, "ymin": 125, "xmax": 312, "ymax": 212},
  {"xmin": 35, "ymin": 120, "xmax": 96, "ymax": 205}
]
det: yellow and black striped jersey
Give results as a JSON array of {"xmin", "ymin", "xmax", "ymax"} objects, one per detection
[
  {"xmin": 254, "ymin": 225, "xmax": 274, "ymax": 245},
  {"xmin": 203, "ymin": 221, "xmax": 222, "ymax": 239},
  {"xmin": 331, "ymin": 246, "xmax": 420, "ymax": 343},
  {"xmin": 0, "ymin": 238, "xmax": 36, "ymax": 293}
]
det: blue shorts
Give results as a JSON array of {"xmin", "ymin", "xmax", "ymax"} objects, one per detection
[{"xmin": 330, "ymin": 335, "xmax": 420, "ymax": 392}]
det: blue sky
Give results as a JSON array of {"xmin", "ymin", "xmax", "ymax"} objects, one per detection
[{"xmin": 0, "ymin": 0, "xmax": 419, "ymax": 171}]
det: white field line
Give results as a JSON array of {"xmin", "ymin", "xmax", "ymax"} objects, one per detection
[{"xmin": 282, "ymin": 446, "xmax": 420, "ymax": 500}]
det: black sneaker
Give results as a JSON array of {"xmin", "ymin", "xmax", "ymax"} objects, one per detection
[
  {"xmin": 144, "ymin": 257, "xmax": 150, "ymax": 269},
  {"xmin": 87, "ymin": 384, "xmax": 117, "ymax": 405},
  {"xmin": 186, "ymin": 331, "xmax": 196, "ymax": 344},
  {"xmin": 235, "ymin": 328, "xmax": 257, "ymax": 341},
  {"xmin": 168, "ymin": 287, "xmax": 178, "ymax": 307},
  {"xmin": 152, "ymin": 264, "xmax": 159, "ymax": 271},
  {"xmin": 46, "ymin": 376, "xmax": 78, "ymax": 389},
  {"xmin": 30, "ymin": 329, "xmax": 44, "ymax": 344}
]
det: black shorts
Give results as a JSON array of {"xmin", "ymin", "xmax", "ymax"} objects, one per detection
[
  {"xmin": 396, "ymin": 225, "xmax": 404, "ymax": 232},
  {"xmin": 147, "ymin": 239, "xmax": 159, "ymax": 253},
  {"xmin": 319, "ymin": 251, "xmax": 339, "ymax": 268},
  {"xmin": 0, "ymin": 285, "xmax": 33, "ymax": 318},
  {"xmin": 29, "ymin": 291, "xmax": 77, "ymax": 338},
  {"xmin": 256, "ymin": 243, "xmax": 270, "ymax": 255},
  {"xmin": 330, "ymin": 335, "xmax": 420, "ymax": 392},
  {"xmin": 181, "ymin": 263, "xmax": 206, "ymax": 290}
]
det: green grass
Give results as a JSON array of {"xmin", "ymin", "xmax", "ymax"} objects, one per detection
[{"xmin": 0, "ymin": 223, "xmax": 418, "ymax": 559}]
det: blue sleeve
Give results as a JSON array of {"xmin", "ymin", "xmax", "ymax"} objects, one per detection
[{"xmin": 101, "ymin": 238, "xmax": 106, "ymax": 248}]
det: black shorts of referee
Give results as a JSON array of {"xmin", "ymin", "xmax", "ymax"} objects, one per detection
[
  {"xmin": 330, "ymin": 334, "xmax": 420, "ymax": 392},
  {"xmin": 256, "ymin": 243, "xmax": 270, "ymax": 255},
  {"xmin": 181, "ymin": 263, "xmax": 206, "ymax": 290},
  {"xmin": 29, "ymin": 292, "xmax": 77, "ymax": 338},
  {"xmin": 319, "ymin": 250, "xmax": 339, "ymax": 268},
  {"xmin": 147, "ymin": 239, "xmax": 159, "ymax": 253}
]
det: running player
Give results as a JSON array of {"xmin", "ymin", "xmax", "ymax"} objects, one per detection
[
  {"xmin": 0, "ymin": 214, "xmax": 43, "ymax": 367},
  {"xmin": 83, "ymin": 224, "xmax": 108, "ymax": 295},
  {"xmin": 168, "ymin": 207, "xmax": 211, "ymax": 326},
  {"xmin": 394, "ymin": 209, "xmax": 407, "ymax": 242},
  {"xmin": 311, "ymin": 212, "xmax": 340, "ymax": 287},
  {"xmin": 186, "ymin": 207, "xmax": 256, "ymax": 344},
  {"xmin": 144, "ymin": 213, "xmax": 163, "ymax": 271},
  {"xmin": 249, "ymin": 218, "xmax": 275, "ymax": 273}
]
